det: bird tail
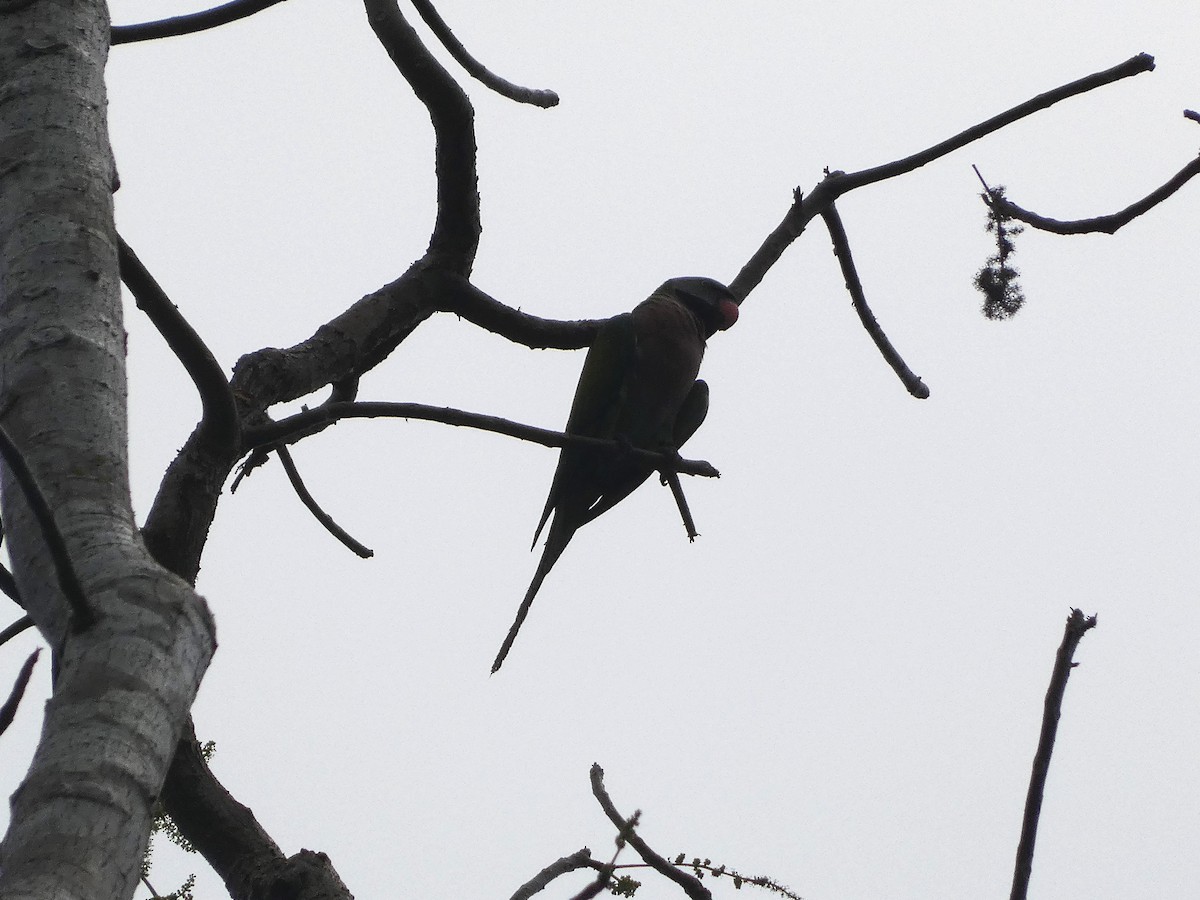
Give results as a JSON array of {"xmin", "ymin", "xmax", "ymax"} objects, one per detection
[{"xmin": 491, "ymin": 522, "xmax": 572, "ymax": 674}]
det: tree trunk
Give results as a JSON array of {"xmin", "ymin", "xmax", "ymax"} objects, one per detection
[{"xmin": 0, "ymin": 3, "xmax": 216, "ymax": 898}]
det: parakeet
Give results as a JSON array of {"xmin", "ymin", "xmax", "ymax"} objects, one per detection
[{"xmin": 491, "ymin": 276, "xmax": 739, "ymax": 672}]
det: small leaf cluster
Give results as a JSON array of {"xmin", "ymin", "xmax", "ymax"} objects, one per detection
[
  {"xmin": 975, "ymin": 185, "xmax": 1026, "ymax": 320},
  {"xmin": 609, "ymin": 874, "xmax": 642, "ymax": 897}
]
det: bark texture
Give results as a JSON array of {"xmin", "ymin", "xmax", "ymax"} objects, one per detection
[{"xmin": 0, "ymin": 3, "xmax": 216, "ymax": 898}]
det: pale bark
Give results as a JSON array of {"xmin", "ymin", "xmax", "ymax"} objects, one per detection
[{"xmin": 0, "ymin": 3, "xmax": 216, "ymax": 898}]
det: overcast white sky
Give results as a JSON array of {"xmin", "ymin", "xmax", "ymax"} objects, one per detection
[{"xmin": 3, "ymin": 2, "xmax": 1199, "ymax": 899}]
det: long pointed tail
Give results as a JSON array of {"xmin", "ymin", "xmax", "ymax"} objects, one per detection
[{"xmin": 491, "ymin": 527, "xmax": 572, "ymax": 674}]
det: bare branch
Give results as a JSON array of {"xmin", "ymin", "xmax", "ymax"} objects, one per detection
[
  {"xmin": 661, "ymin": 468, "xmax": 699, "ymax": 541},
  {"xmin": 410, "ymin": 0, "xmax": 558, "ymax": 108},
  {"xmin": 435, "ymin": 274, "xmax": 602, "ymax": 349},
  {"xmin": 118, "ymin": 235, "xmax": 240, "ymax": 452},
  {"xmin": 590, "ymin": 764, "xmax": 713, "ymax": 900},
  {"xmin": 364, "ymin": 0, "xmax": 480, "ymax": 270},
  {"xmin": 843, "ymin": 53, "xmax": 1156, "ymax": 191},
  {"xmin": 111, "ymin": 0, "xmax": 291, "ymax": 44},
  {"xmin": 245, "ymin": 401, "xmax": 722, "ymax": 478},
  {"xmin": 1010, "ymin": 609, "xmax": 1098, "ymax": 900},
  {"xmin": 733, "ymin": 53, "xmax": 1157, "ymax": 298},
  {"xmin": 275, "ymin": 446, "xmax": 374, "ymax": 559},
  {"xmin": 1184, "ymin": 109, "xmax": 1199, "ymax": 125},
  {"xmin": 0, "ymin": 561, "xmax": 22, "ymax": 606},
  {"xmin": 821, "ymin": 204, "xmax": 930, "ymax": 398},
  {"xmin": 0, "ymin": 615, "xmax": 32, "ymax": 648},
  {"xmin": 0, "ymin": 426, "xmax": 94, "ymax": 629},
  {"xmin": 569, "ymin": 824, "xmax": 636, "ymax": 900},
  {"xmin": 509, "ymin": 848, "xmax": 595, "ymax": 900},
  {"xmin": 992, "ymin": 154, "xmax": 1200, "ymax": 235},
  {"xmin": 0, "ymin": 649, "xmax": 39, "ymax": 738}
]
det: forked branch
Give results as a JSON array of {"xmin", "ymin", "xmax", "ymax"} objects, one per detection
[{"xmin": 590, "ymin": 764, "xmax": 712, "ymax": 900}]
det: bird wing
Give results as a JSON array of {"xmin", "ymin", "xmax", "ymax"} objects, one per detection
[{"xmin": 531, "ymin": 312, "xmax": 637, "ymax": 547}]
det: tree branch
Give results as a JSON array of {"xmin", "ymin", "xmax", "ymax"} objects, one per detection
[
  {"xmin": 244, "ymin": 401, "xmax": 721, "ymax": 479},
  {"xmin": 0, "ymin": 561, "xmax": 22, "ymax": 607},
  {"xmin": 590, "ymin": 764, "xmax": 713, "ymax": 900},
  {"xmin": 364, "ymin": 0, "xmax": 480, "ymax": 270},
  {"xmin": 733, "ymin": 53, "xmax": 1158, "ymax": 298},
  {"xmin": 118, "ymin": 235, "xmax": 240, "ymax": 452},
  {"xmin": 0, "ymin": 615, "xmax": 32, "ymax": 648},
  {"xmin": 434, "ymin": 273, "xmax": 603, "ymax": 349},
  {"xmin": 509, "ymin": 848, "xmax": 595, "ymax": 900},
  {"xmin": 110, "ymin": 0, "xmax": 291, "ymax": 44},
  {"xmin": 410, "ymin": 0, "xmax": 558, "ymax": 108},
  {"xmin": 276, "ymin": 445, "xmax": 374, "ymax": 558},
  {"xmin": 990, "ymin": 154, "xmax": 1200, "ymax": 235},
  {"xmin": 0, "ymin": 426, "xmax": 94, "ymax": 629},
  {"xmin": 820, "ymin": 203, "xmax": 930, "ymax": 398},
  {"xmin": 0, "ymin": 648, "xmax": 38, "ymax": 737},
  {"xmin": 661, "ymin": 468, "xmax": 699, "ymax": 541},
  {"xmin": 1010, "ymin": 609, "xmax": 1098, "ymax": 900}
]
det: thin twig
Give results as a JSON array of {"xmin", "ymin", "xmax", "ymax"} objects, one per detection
[
  {"xmin": 590, "ymin": 764, "xmax": 712, "ymax": 900},
  {"xmin": 0, "ymin": 615, "xmax": 32, "ymax": 648},
  {"xmin": 820, "ymin": 204, "xmax": 930, "ymax": 398},
  {"xmin": 409, "ymin": 0, "xmax": 558, "ymax": 107},
  {"xmin": 245, "ymin": 401, "xmax": 721, "ymax": 479},
  {"xmin": 991, "ymin": 155, "xmax": 1200, "ymax": 235},
  {"xmin": 733, "ymin": 53, "xmax": 1157, "ymax": 298},
  {"xmin": 275, "ymin": 445, "xmax": 374, "ymax": 558},
  {"xmin": 0, "ymin": 648, "xmax": 39, "ymax": 737},
  {"xmin": 111, "ymin": 0, "xmax": 291, "ymax": 44},
  {"xmin": 0, "ymin": 426, "xmax": 94, "ymax": 629},
  {"xmin": 661, "ymin": 469, "xmax": 699, "ymax": 541},
  {"xmin": 509, "ymin": 849, "xmax": 595, "ymax": 900},
  {"xmin": 0, "ymin": 561, "xmax": 22, "ymax": 606},
  {"xmin": 118, "ymin": 236, "xmax": 239, "ymax": 451},
  {"xmin": 1010, "ymin": 608, "xmax": 1098, "ymax": 900}
]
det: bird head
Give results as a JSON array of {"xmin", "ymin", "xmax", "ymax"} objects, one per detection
[{"xmin": 663, "ymin": 276, "xmax": 740, "ymax": 338}]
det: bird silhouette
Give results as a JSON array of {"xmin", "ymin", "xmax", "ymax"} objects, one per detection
[{"xmin": 491, "ymin": 276, "xmax": 738, "ymax": 672}]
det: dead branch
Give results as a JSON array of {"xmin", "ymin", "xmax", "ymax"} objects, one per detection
[
  {"xmin": 111, "ymin": 0, "xmax": 291, "ymax": 44},
  {"xmin": 434, "ymin": 273, "xmax": 603, "ymax": 349},
  {"xmin": 0, "ymin": 426, "xmax": 94, "ymax": 629},
  {"xmin": 276, "ymin": 446, "xmax": 374, "ymax": 559},
  {"xmin": 0, "ymin": 615, "xmax": 32, "ymax": 648},
  {"xmin": 1010, "ymin": 609, "xmax": 1098, "ymax": 900},
  {"xmin": 410, "ymin": 0, "xmax": 558, "ymax": 108},
  {"xmin": 118, "ymin": 235, "xmax": 239, "ymax": 452},
  {"xmin": 0, "ymin": 649, "xmax": 39, "ymax": 737},
  {"xmin": 364, "ymin": 0, "xmax": 480, "ymax": 269},
  {"xmin": 244, "ymin": 401, "xmax": 722, "ymax": 479},
  {"xmin": 820, "ymin": 203, "xmax": 930, "ymax": 398},
  {"xmin": 508, "ymin": 849, "xmax": 595, "ymax": 900},
  {"xmin": 733, "ymin": 53, "xmax": 1157, "ymax": 298},
  {"xmin": 661, "ymin": 468, "xmax": 699, "ymax": 541},
  {"xmin": 992, "ymin": 155, "xmax": 1200, "ymax": 235},
  {"xmin": 590, "ymin": 764, "xmax": 712, "ymax": 900}
]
